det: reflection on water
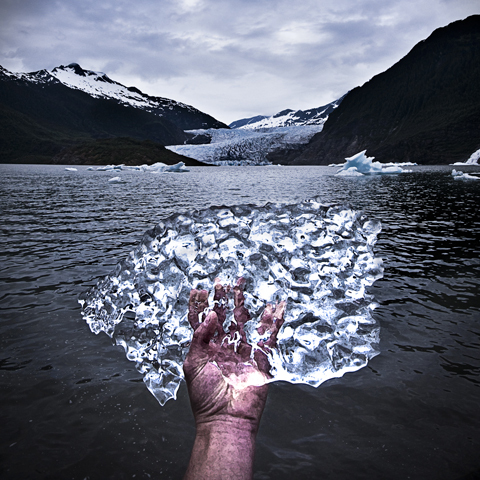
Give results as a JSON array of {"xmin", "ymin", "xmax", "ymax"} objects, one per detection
[{"xmin": 1, "ymin": 164, "xmax": 479, "ymax": 479}]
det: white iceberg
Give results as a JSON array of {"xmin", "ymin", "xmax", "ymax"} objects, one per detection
[
  {"xmin": 65, "ymin": 167, "xmax": 77, "ymax": 171},
  {"xmin": 451, "ymin": 147, "xmax": 480, "ymax": 166},
  {"xmin": 144, "ymin": 161, "xmax": 189, "ymax": 172},
  {"xmin": 87, "ymin": 167, "xmax": 94, "ymax": 171},
  {"xmin": 336, "ymin": 167, "xmax": 364, "ymax": 177},
  {"xmin": 165, "ymin": 161, "xmax": 189, "ymax": 172},
  {"xmin": 97, "ymin": 162, "xmax": 189, "ymax": 173},
  {"xmin": 108, "ymin": 176, "xmax": 127, "ymax": 184},
  {"xmin": 451, "ymin": 169, "xmax": 480, "ymax": 181},
  {"xmin": 335, "ymin": 151, "xmax": 411, "ymax": 176}
]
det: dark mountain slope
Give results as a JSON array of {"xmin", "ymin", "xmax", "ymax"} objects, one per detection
[
  {"xmin": 0, "ymin": 73, "xmax": 188, "ymax": 162},
  {"xmin": 290, "ymin": 15, "xmax": 480, "ymax": 165},
  {"xmin": 51, "ymin": 137, "xmax": 212, "ymax": 167}
]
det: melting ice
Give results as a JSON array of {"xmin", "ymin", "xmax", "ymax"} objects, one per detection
[{"xmin": 79, "ymin": 200, "xmax": 383, "ymax": 405}]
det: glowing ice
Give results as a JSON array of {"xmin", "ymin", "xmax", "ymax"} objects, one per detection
[
  {"xmin": 79, "ymin": 200, "xmax": 383, "ymax": 405},
  {"xmin": 336, "ymin": 150, "xmax": 411, "ymax": 176}
]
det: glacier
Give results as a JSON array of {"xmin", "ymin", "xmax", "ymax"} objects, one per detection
[
  {"xmin": 166, "ymin": 126, "xmax": 323, "ymax": 165},
  {"xmin": 79, "ymin": 200, "xmax": 383, "ymax": 406}
]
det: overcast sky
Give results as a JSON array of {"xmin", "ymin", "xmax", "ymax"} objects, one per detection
[{"xmin": 0, "ymin": 0, "xmax": 478, "ymax": 124}]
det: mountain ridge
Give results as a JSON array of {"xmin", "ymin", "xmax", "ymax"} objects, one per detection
[
  {"xmin": 288, "ymin": 15, "xmax": 480, "ymax": 165},
  {"xmin": 229, "ymin": 97, "xmax": 344, "ymax": 130},
  {"xmin": 0, "ymin": 63, "xmax": 226, "ymax": 163}
]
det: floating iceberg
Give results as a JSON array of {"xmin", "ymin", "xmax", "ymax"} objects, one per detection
[
  {"xmin": 451, "ymin": 169, "xmax": 480, "ymax": 181},
  {"xmin": 65, "ymin": 167, "xmax": 78, "ymax": 171},
  {"xmin": 154, "ymin": 161, "xmax": 189, "ymax": 173},
  {"xmin": 451, "ymin": 147, "xmax": 480, "ymax": 166},
  {"xmin": 79, "ymin": 200, "xmax": 383, "ymax": 405},
  {"xmin": 108, "ymin": 176, "xmax": 127, "ymax": 184},
  {"xmin": 335, "ymin": 151, "xmax": 411, "ymax": 176},
  {"xmin": 336, "ymin": 167, "xmax": 364, "ymax": 177},
  {"xmin": 96, "ymin": 162, "xmax": 189, "ymax": 173}
]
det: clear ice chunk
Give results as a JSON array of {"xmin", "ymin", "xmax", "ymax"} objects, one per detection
[{"xmin": 79, "ymin": 199, "xmax": 383, "ymax": 405}]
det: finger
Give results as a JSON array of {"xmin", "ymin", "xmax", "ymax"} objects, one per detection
[
  {"xmin": 257, "ymin": 303, "xmax": 274, "ymax": 335},
  {"xmin": 254, "ymin": 347, "xmax": 272, "ymax": 376},
  {"xmin": 233, "ymin": 279, "xmax": 250, "ymax": 330},
  {"xmin": 213, "ymin": 279, "xmax": 228, "ymax": 325},
  {"xmin": 264, "ymin": 301, "xmax": 286, "ymax": 349},
  {"xmin": 233, "ymin": 277, "xmax": 246, "ymax": 308},
  {"xmin": 188, "ymin": 289, "xmax": 209, "ymax": 331},
  {"xmin": 191, "ymin": 311, "xmax": 218, "ymax": 347}
]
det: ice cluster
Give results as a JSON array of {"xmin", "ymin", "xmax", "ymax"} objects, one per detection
[
  {"xmin": 79, "ymin": 200, "xmax": 383, "ymax": 405},
  {"xmin": 335, "ymin": 150, "xmax": 412, "ymax": 176},
  {"xmin": 451, "ymin": 169, "xmax": 480, "ymax": 181},
  {"xmin": 96, "ymin": 161, "xmax": 189, "ymax": 172}
]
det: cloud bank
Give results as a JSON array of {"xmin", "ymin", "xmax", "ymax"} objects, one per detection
[{"xmin": 1, "ymin": 0, "xmax": 478, "ymax": 123}]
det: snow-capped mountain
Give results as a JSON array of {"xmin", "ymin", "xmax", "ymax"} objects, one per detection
[
  {"xmin": 0, "ymin": 63, "xmax": 228, "ymax": 163},
  {"xmin": 229, "ymin": 97, "xmax": 344, "ymax": 130},
  {"xmin": 2, "ymin": 63, "xmax": 227, "ymax": 130}
]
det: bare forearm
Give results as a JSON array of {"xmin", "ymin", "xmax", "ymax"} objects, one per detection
[{"xmin": 184, "ymin": 419, "xmax": 257, "ymax": 480}]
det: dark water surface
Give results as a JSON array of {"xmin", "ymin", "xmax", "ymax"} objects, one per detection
[{"xmin": 1, "ymin": 164, "xmax": 479, "ymax": 480}]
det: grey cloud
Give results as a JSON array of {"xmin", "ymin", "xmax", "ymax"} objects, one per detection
[{"xmin": 0, "ymin": 0, "xmax": 478, "ymax": 122}]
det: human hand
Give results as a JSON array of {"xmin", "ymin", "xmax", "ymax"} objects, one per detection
[{"xmin": 183, "ymin": 278, "xmax": 286, "ymax": 431}]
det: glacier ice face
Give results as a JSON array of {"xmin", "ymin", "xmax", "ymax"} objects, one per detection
[
  {"xmin": 79, "ymin": 200, "xmax": 383, "ymax": 405},
  {"xmin": 335, "ymin": 150, "xmax": 411, "ymax": 176},
  {"xmin": 166, "ymin": 126, "xmax": 323, "ymax": 166}
]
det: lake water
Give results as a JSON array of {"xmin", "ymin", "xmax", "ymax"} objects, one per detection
[{"xmin": 1, "ymin": 163, "xmax": 479, "ymax": 480}]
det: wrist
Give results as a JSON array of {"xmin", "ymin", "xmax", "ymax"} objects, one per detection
[
  {"xmin": 195, "ymin": 416, "xmax": 259, "ymax": 438},
  {"xmin": 184, "ymin": 418, "xmax": 257, "ymax": 480}
]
